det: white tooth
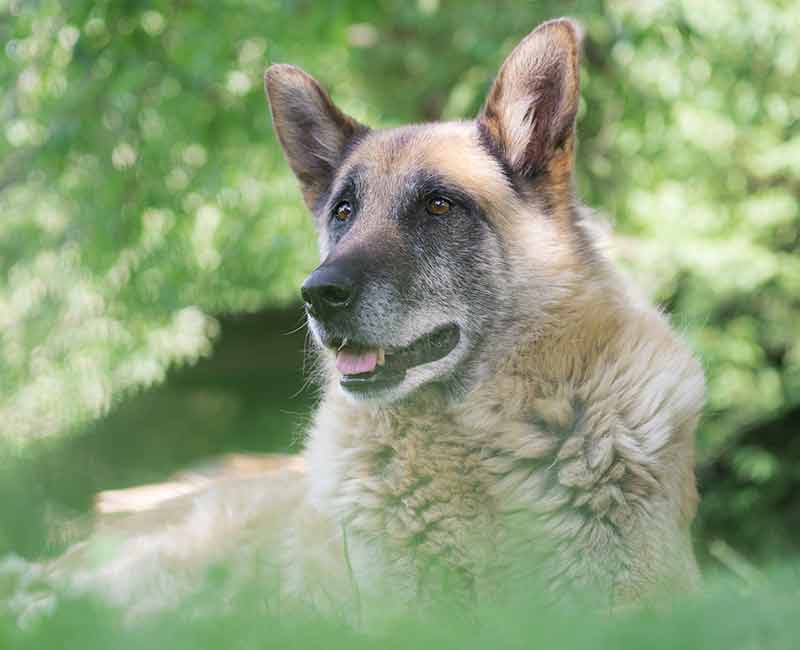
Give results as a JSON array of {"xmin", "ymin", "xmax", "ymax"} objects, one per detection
[
  {"xmin": 377, "ymin": 348, "xmax": 385, "ymax": 365},
  {"xmin": 338, "ymin": 337, "xmax": 348, "ymax": 351}
]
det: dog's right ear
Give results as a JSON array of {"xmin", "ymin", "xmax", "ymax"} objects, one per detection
[{"xmin": 265, "ymin": 64, "xmax": 368, "ymax": 209}]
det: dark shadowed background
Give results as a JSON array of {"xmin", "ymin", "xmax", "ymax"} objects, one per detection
[{"xmin": 1, "ymin": 0, "xmax": 799, "ymax": 577}]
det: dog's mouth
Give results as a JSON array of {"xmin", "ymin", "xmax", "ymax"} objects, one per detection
[{"xmin": 330, "ymin": 324, "xmax": 461, "ymax": 394}]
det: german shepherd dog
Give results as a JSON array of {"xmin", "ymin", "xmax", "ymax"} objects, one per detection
[{"xmin": 3, "ymin": 18, "xmax": 704, "ymax": 625}]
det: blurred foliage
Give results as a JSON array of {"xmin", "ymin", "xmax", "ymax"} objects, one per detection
[
  {"xmin": 1, "ymin": 0, "xmax": 799, "ymax": 558},
  {"xmin": 3, "ymin": 562, "xmax": 800, "ymax": 649}
]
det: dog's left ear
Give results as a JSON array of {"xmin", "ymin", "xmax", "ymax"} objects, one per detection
[
  {"xmin": 265, "ymin": 64, "xmax": 368, "ymax": 209},
  {"xmin": 478, "ymin": 18, "xmax": 581, "ymax": 182}
]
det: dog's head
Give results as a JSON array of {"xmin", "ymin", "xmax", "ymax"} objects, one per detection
[{"xmin": 266, "ymin": 19, "xmax": 590, "ymax": 403}]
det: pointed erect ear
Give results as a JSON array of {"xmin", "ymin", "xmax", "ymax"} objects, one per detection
[
  {"xmin": 265, "ymin": 64, "xmax": 368, "ymax": 208},
  {"xmin": 478, "ymin": 19, "xmax": 581, "ymax": 182}
]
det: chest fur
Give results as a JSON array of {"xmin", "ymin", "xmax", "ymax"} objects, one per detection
[
  {"xmin": 330, "ymin": 413, "xmax": 497, "ymax": 575},
  {"xmin": 305, "ymin": 357, "xmax": 698, "ymax": 605}
]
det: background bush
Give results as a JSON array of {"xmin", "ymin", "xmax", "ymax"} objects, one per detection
[{"xmin": 1, "ymin": 0, "xmax": 799, "ymax": 571}]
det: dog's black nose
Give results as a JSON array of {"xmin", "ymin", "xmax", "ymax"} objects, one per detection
[{"xmin": 301, "ymin": 265, "xmax": 356, "ymax": 319}]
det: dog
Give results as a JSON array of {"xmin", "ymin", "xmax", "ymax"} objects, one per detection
[{"xmin": 3, "ymin": 18, "xmax": 704, "ymax": 627}]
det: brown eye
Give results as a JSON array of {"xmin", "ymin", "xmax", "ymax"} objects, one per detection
[
  {"xmin": 426, "ymin": 196, "xmax": 451, "ymax": 216},
  {"xmin": 333, "ymin": 200, "xmax": 352, "ymax": 222}
]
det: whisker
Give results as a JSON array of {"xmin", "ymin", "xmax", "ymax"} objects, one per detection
[
  {"xmin": 290, "ymin": 328, "xmax": 321, "ymax": 400},
  {"xmin": 282, "ymin": 311, "xmax": 309, "ymax": 336}
]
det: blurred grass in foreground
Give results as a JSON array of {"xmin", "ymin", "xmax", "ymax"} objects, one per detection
[{"xmin": 1, "ymin": 566, "xmax": 799, "ymax": 650}]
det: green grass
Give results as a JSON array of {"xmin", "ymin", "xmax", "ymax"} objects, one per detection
[{"xmin": 2, "ymin": 567, "xmax": 799, "ymax": 649}]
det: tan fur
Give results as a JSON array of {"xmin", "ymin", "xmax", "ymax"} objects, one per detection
[{"xmin": 4, "ymin": 18, "xmax": 704, "ymax": 629}]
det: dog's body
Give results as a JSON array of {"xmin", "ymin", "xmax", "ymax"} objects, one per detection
[
  {"xmin": 4, "ymin": 18, "xmax": 704, "ymax": 626},
  {"xmin": 303, "ymin": 275, "xmax": 703, "ymax": 611}
]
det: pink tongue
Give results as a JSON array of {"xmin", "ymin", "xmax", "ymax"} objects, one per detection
[{"xmin": 336, "ymin": 348, "xmax": 379, "ymax": 375}]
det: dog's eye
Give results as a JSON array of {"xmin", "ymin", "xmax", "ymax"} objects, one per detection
[
  {"xmin": 426, "ymin": 196, "xmax": 451, "ymax": 216},
  {"xmin": 333, "ymin": 201, "xmax": 352, "ymax": 223}
]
